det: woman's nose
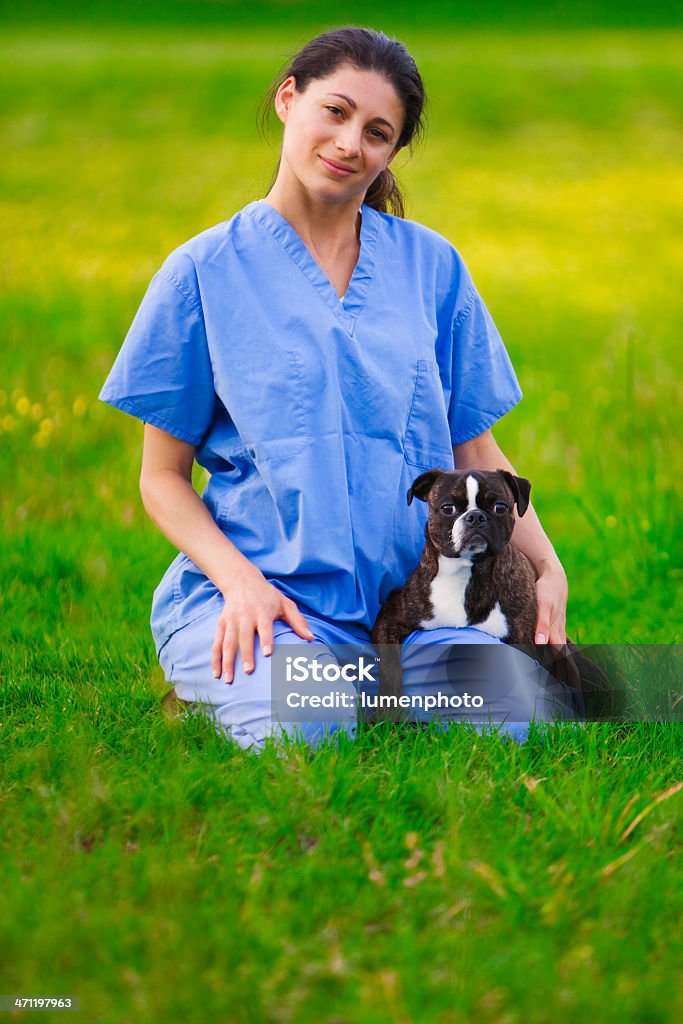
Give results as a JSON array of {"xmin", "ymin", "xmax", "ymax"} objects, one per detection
[{"xmin": 334, "ymin": 124, "xmax": 362, "ymax": 157}]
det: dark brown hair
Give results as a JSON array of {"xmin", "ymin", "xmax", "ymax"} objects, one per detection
[{"xmin": 258, "ymin": 26, "xmax": 428, "ymax": 218}]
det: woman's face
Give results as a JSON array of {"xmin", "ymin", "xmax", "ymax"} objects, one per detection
[{"xmin": 274, "ymin": 64, "xmax": 405, "ymax": 205}]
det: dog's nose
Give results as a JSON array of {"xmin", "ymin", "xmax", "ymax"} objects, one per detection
[{"xmin": 464, "ymin": 510, "xmax": 487, "ymax": 527}]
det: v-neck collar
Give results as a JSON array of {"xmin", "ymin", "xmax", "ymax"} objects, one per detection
[{"xmin": 247, "ymin": 199, "xmax": 380, "ymax": 336}]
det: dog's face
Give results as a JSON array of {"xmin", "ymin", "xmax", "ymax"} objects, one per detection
[{"xmin": 407, "ymin": 469, "xmax": 531, "ymax": 560}]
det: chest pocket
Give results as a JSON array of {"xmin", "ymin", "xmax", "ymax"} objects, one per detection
[
  {"xmin": 403, "ymin": 359, "xmax": 454, "ymax": 470},
  {"xmin": 225, "ymin": 348, "xmax": 313, "ymax": 463}
]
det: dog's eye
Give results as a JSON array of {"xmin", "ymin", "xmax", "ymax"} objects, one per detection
[
  {"xmin": 440, "ymin": 504, "xmax": 457, "ymax": 517},
  {"xmin": 493, "ymin": 502, "xmax": 509, "ymax": 515}
]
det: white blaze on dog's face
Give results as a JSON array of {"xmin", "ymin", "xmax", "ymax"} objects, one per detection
[{"xmin": 451, "ymin": 475, "xmax": 488, "ymax": 557}]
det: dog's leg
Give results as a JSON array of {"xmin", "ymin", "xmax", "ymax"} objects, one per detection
[
  {"xmin": 514, "ymin": 640, "xmax": 614, "ymax": 719},
  {"xmin": 372, "ymin": 621, "xmax": 407, "ymax": 724},
  {"xmin": 566, "ymin": 641, "xmax": 615, "ymax": 718}
]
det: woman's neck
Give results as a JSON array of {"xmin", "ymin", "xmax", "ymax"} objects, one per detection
[
  {"xmin": 263, "ymin": 181, "xmax": 363, "ymax": 299},
  {"xmin": 263, "ymin": 179, "xmax": 363, "ymax": 263}
]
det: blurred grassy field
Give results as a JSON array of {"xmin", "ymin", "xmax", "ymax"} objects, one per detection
[
  {"xmin": 1, "ymin": 19, "xmax": 682, "ymax": 1024},
  {"xmin": 3, "ymin": 0, "xmax": 682, "ymax": 30},
  {"xmin": 1, "ymin": 26, "xmax": 681, "ymax": 647}
]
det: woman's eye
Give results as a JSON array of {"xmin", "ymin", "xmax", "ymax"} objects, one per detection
[
  {"xmin": 368, "ymin": 128, "xmax": 388, "ymax": 141},
  {"xmin": 493, "ymin": 502, "xmax": 509, "ymax": 515},
  {"xmin": 441, "ymin": 504, "xmax": 457, "ymax": 516},
  {"xmin": 326, "ymin": 105, "xmax": 343, "ymax": 116}
]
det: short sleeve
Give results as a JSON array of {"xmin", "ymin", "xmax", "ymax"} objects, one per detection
[
  {"xmin": 99, "ymin": 258, "xmax": 215, "ymax": 445},
  {"xmin": 447, "ymin": 282, "xmax": 523, "ymax": 445}
]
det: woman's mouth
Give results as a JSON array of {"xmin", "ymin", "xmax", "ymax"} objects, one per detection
[{"xmin": 319, "ymin": 156, "xmax": 356, "ymax": 177}]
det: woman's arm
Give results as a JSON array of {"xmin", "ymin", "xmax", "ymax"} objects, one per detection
[
  {"xmin": 140, "ymin": 423, "xmax": 314, "ymax": 682},
  {"xmin": 452, "ymin": 429, "xmax": 568, "ymax": 645}
]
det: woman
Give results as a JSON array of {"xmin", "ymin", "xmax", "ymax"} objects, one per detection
[{"xmin": 100, "ymin": 27, "xmax": 576, "ymax": 749}]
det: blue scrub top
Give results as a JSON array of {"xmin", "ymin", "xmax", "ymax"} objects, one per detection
[{"xmin": 100, "ymin": 201, "xmax": 522, "ymax": 653}]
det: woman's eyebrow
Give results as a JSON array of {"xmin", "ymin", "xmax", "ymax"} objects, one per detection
[{"xmin": 327, "ymin": 93, "xmax": 395, "ymax": 133}]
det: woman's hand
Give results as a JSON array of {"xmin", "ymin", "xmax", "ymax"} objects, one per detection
[
  {"xmin": 212, "ymin": 567, "xmax": 315, "ymax": 684},
  {"xmin": 533, "ymin": 558, "xmax": 568, "ymax": 646},
  {"xmin": 533, "ymin": 559, "xmax": 581, "ymax": 689}
]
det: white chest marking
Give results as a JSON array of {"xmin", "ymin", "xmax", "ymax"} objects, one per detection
[
  {"xmin": 419, "ymin": 555, "xmax": 473, "ymax": 630},
  {"xmin": 419, "ymin": 555, "xmax": 510, "ymax": 640},
  {"xmin": 474, "ymin": 602, "xmax": 509, "ymax": 639}
]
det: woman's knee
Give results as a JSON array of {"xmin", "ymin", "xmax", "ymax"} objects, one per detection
[
  {"xmin": 204, "ymin": 700, "xmax": 355, "ymax": 753},
  {"xmin": 397, "ymin": 628, "xmax": 578, "ymax": 726},
  {"xmin": 167, "ymin": 622, "xmax": 357, "ymax": 752}
]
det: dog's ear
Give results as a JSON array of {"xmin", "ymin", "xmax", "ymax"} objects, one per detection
[
  {"xmin": 498, "ymin": 471, "xmax": 532, "ymax": 517},
  {"xmin": 407, "ymin": 470, "xmax": 443, "ymax": 506}
]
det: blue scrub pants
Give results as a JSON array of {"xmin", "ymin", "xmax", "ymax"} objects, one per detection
[{"xmin": 159, "ymin": 607, "xmax": 581, "ymax": 751}]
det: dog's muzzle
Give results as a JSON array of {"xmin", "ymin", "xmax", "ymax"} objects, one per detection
[{"xmin": 452, "ymin": 510, "xmax": 492, "ymax": 556}]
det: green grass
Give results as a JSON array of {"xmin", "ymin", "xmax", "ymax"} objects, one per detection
[
  {"xmin": 2, "ymin": 685, "xmax": 682, "ymax": 1022},
  {"xmin": 1, "ymin": 23, "xmax": 682, "ymax": 1023}
]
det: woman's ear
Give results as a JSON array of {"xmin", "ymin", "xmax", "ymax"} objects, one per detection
[{"xmin": 274, "ymin": 76, "xmax": 297, "ymax": 125}]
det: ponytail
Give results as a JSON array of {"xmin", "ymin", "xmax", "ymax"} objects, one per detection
[{"xmin": 364, "ymin": 167, "xmax": 405, "ymax": 218}]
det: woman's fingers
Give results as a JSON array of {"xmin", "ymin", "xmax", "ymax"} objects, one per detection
[
  {"xmin": 221, "ymin": 626, "xmax": 238, "ymax": 683},
  {"xmin": 212, "ymin": 620, "xmax": 226, "ymax": 679},
  {"xmin": 534, "ymin": 595, "xmax": 566, "ymax": 647},
  {"xmin": 282, "ymin": 600, "xmax": 315, "ymax": 641},
  {"xmin": 211, "ymin": 588, "xmax": 313, "ymax": 685},
  {"xmin": 534, "ymin": 595, "xmax": 552, "ymax": 645},
  {"xmin": 258, "ymin": 618, "xmax": 274, "ymax": 658},
  {"xmin": 238, "ymin": 622, "xmax": 256, "ymax": 675},
  {"xmin": 534, "ymin": 566, "xmax": 568, "ymax": 647},
  {"xmin": 534, "ymin": 584, "xmax": 581, "ymax": 690},
  {"xmin": 222, "ymin": 616, "xmax": 269, "ymax": 681},
  {"xmin": 546, "ymin": 605, "xmax": 567, "ymax": 646},
  {"xmin": 213, "ymin": 613, "xmax": 238, "ymax": 683}
]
